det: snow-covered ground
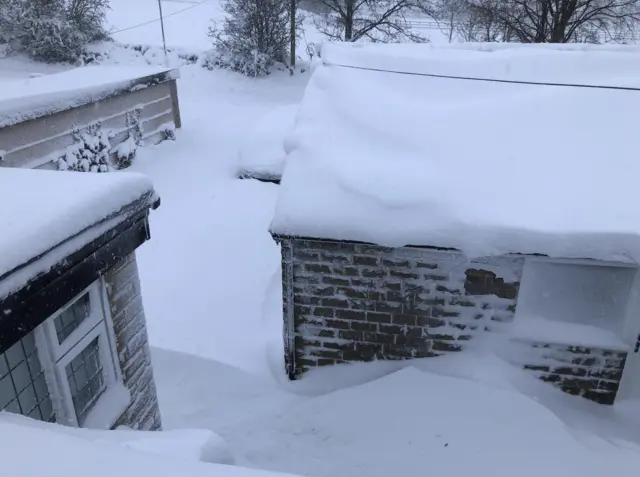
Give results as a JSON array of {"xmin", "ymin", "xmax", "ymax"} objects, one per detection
[{"xmin": 4, "ymin": 0, "xmax": 640, "ymax": 476}]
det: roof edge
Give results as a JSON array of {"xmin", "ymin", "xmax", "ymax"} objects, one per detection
[{"xmin": 0, "ymin": 189, "xmax": 157, "ymax": 285}]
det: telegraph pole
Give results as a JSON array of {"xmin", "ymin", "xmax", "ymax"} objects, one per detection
[{"xmin": 157, "ymin": 0, "xmax": 168, "ymax": 65}]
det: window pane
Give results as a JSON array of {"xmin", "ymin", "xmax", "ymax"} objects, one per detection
[
  {"xmin": 3, "ymin": 399, "xmax": 20, "ymax": 414},
  {"xmin": 0, "ymin": 356, "xmax": 8, "ymax": 380},
  {"xmin": 33, "ymin": 374, "xmax": 48, "ymax": 401},
  {"xmin": 0, "ymin": 330, "xmax": 55, "ymax": 423},
  {"xmin": 39, "ymin": 396, "xmax": 55, "ymax": 422},
  {"xmin": 18, "ymin": 385, "xmax": 37, "ymax": 415},
  {"xmin": 26, "ymin": 353, "xmax": 41, "ymax": 376},
  {"xmin": 5, "ymin": 341, "xmax": 26, "ymax": 370},
  {"xmin": 0, "ymin": 374, "xmax": 16, "ymax": 409},
  {"xmin": 21, "ymin": 334, "xmax": 36, "ymax": 357},
  {"xmin": 65, "ymin": 338, "xmax": 106, "ymax": 426},
  {"xmin": 11, "ymin": 362, "xmax": 31, "ymax": 394},
  {"xmin": 54, "ymin": 293, "xmax": 91, "ymax": 344}
]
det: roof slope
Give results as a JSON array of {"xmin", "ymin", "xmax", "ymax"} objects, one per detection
[{"xmin": 270, "ymin": 43, "xmax": 640, "ymax": 263}]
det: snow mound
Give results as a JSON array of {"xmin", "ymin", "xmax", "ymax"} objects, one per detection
[
  {"xmin": 0, "ymin": 413, "xmax": 301, "ymax": 477},
  {"xmin": 271, "ymin": 43, "xmax": 640, "ymax": 263},
  {"xmin": 0, "ymin": 168, "xmax": 155, "ymax": 298},
  {"xmin": 237, "ymin": 105, "xmax": 299, "ymax": 181},
  {"xmin": 243, "ymin": 365, "xmax": 640, "ymax": 477},
  {"xmin": 0, "ymin": 412, "xmax": 234, "ymax": 464},
  {"xmin": 118, "ymin": 427, "xmax": 235, "ymax": 465}
]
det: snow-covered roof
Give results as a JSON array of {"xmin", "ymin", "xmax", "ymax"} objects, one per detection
[
  {"xmin": 270, "ymin": 43, "xmax": 640, "ymax": 263},
  {"xmin": 0, "ymin": 168, "xmax": 156, "ymax": 298},
  {"xmin": 237, "ymin": 104, "xmax": 298, "ymax": 181},
  {"xmin": 0, "ymin": 65, "xmax": 179, "ymax": 128},
  {"xmin": 0, "ymin": 413, "xmax": 301, "ymax": 477}
]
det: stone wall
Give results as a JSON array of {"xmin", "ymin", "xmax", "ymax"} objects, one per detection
[
  {"xmin": 104, "ymin": 253, "xmax": 162, "ymax": 430},
  {"xmin": 510, "ymin": 339, "xmax": 627, "ymax": 405},
  {"xmin": 281, "ymin": 238, "xmax": 524, "ymax": 378}
]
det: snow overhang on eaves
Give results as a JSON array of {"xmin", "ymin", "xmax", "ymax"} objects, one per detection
[{"xmin": 0, "ymin": 193, "xmax": 160, "ymax": 354}]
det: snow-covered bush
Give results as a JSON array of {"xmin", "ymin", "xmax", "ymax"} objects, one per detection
[
  {"xmin": 0, "ymin": 0, "xmax": 110, "ymax": 63},
  {"xmin": 58, "ymin": 125, "xmax": 111, "ymax": 172},
  {"xmin": 66, "ymin": 0, "xmax": 110, "ymax": 42},
  {"xmin": 163, "ymin": 124, "xmax": 176, "ymax": 141},
  {"xmin": 207, "ymin": 0, "xmax": 290, "ymax": 77},
  {"xmin": 111, "ymin": 136, "xmax": 137, "ymax": 169},
  {"xmin": 111, "ymin": 107, "xmax": 142, "ymax": 169},
  {"xmin": 22, "ymin": 15, "xmax": 87, "ymax": 63}
]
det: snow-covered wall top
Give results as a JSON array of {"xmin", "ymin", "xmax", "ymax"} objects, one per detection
[
  {"xmin": 0, "ymin": 65, "xmax": 180, "ymax": 129},
  {"xmin": 0, "ymin": 169, "xmax": 155, "ymax": 298},
  {"xmin": 271, "ymin": 43, "xmax": 640, "ymax": 263}
]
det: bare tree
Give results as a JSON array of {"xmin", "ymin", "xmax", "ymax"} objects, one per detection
[
  {"xmin": 470, "ymin": 0, "xmax": 640, "ymax": 43},
  {"xmin": 313, "ymin": 0, "xmax": 436, "ymax": 42},
  {"xmin": 433, "ymin": 0, "xmax": 468, "ymax": 41}
]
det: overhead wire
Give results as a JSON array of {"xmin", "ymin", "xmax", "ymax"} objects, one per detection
[
  {"xmin": 109, "ymin": 0, "xmax": 211, "ymax": 35},
  {"xmin": 325, "ymin": 61, "xmax": 640, "ymax": 92},
  {"xmin": 0, "ymin": 0, "xmax": 211, "ymax": 59}
]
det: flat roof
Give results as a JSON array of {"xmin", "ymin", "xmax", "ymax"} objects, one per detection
[
  {"xmin": 271, "ymin": 43, "xmax": 640, "ymax": 263},
  {"xmin": 0, "ymin": 168, "xmax": 156, "ymax": 298},
  {"xmin": 0, "ymin": 65, "xmax": 180, "ymax": 128}
]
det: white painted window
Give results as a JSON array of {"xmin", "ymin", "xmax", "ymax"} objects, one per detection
[{"xmin": 34, "ymin": 278, "xmax": 130, "ymax": 429}]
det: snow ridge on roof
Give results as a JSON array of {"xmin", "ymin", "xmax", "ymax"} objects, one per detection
[{"xmin": 271, "ymin": 43, "xmax": 640, "ymax": 263}]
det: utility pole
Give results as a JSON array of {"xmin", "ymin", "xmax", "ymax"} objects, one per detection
[
  {"xmin": 290, "ymin": 0, "xmax": 296, "ymax": 70},
  {"xmin": 157, "ymin": 0, "xmax": 168, "ymax": 65}
]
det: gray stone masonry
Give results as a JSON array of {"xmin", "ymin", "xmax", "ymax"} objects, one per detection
[
  {"xmin": 281, "ymin": 238, "xmax": 523, "ymax": 378},
  {"xmin": 104, "ymin": 252, "xmax": 162, "ymax": 430},
  {"xmin": 511, "ymin": 339, "xmax": 627, "ymax": 405}
]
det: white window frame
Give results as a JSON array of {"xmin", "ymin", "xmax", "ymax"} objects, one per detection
[{"xmin": 34, "ymin": 278, "xmax": 130, "ymax": 429}]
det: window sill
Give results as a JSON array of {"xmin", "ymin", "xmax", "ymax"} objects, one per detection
[{"xmin": 82, "ymin": 383, "xmax": 131, "ymax": 430}]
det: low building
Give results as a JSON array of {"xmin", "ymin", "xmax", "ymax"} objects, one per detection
[
  {"xmin": 0, "ymin": 65, "xmax": 181, "ymax": 170},
  {"xmin": 0, "ymin": 168, "xmax": 162, "ymax": 429},
  {"xmin": 269, "ymin": 43, "xmax": 640, "ymax": 405}
]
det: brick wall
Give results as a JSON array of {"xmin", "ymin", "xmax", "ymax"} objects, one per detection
[
  {"xmin": 103, "ymin": 253, "xmax": 162, "ymax": 430},
  {"xmin": 281, "ymin": 238, "xmax": 524, "ymax": 378},
  {"xmin": 510, "ymin": 339, "xmax": 627, "ymax": 405},
  {"xmin": 279, "ymin": 238, "xmax": 632, "ymax": 405}
]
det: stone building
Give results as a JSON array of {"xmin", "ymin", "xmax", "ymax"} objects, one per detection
[
  {"xmin": 269, "ymin": 42, "xmax": 640, "ymax": 406},
  {"xmin": 0, "ymin": 168, "xmax": 161, "ymax": 429}
]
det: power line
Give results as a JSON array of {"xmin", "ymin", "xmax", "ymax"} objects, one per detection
[
  {"xmin": 109, "ymin": 0, "xmax": 210, "ymax": 35},
  {"xmin": 325, "ymin": 61, "xmax": 640, "ymax": 92},
  {"xmin": 0, "ymin": 0, "xmax": 210, "ymax": 60}
]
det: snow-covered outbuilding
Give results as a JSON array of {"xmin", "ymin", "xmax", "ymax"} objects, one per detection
[
  {"xmin": 270, "ymin": 42, "xmax": 640, "ymax": 405},
  {"xmin": 0, "ymin": 65, "xmax": 181, "ymax": 170},
  {"xmin": 0, "ymin": 168, "xmax": 162, "ymax": 429}
]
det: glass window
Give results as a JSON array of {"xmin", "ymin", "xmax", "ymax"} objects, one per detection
[
  {"xmin": 0, "ymin": 333, "xmax": 55, "ymax": 422},
  {"xmin": 54, "ymin": 292, "xmax": 91, "ymax": 344},
  {"xmin": 65, "ymin": 337, "xmax": 106, "ymax": 426}
]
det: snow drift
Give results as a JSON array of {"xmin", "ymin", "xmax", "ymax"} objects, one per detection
[
  {"xmin": 0, "ymin": 412, "xmax": 302, "ymax": 477},
  {"xmin": 237, "ymin": 104, "xmax": 299, "ymax": 181}
]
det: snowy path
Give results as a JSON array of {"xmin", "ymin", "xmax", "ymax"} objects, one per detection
[{"xmin": 131, "ymin": 65, "xmax": 307, "ymax": 377}]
